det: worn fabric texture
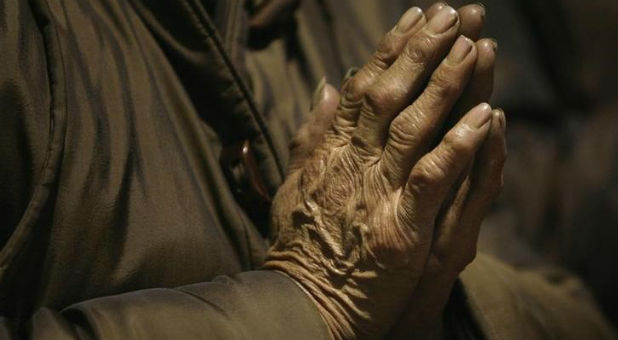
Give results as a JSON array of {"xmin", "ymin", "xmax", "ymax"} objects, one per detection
[{"xmin": 0, "ymin": 0, "xmax": 614, "ymax": 339}]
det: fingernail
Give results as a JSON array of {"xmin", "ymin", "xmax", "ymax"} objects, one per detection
[
  {"xmin": 494, "ymin": 109, "xmax": 506, "ymax": 130},
  {"xmin": 427, "ymin": 6, "xmax": 458, "ymax": 34},
  {"xmin": 433, "ymin": 2, "xmax": 448, "ymax": 9},
  {"xmin": 468, "ymin": 103, "xmax": 493, "ymax": 128},
  {"xmin": 447, "ymin": 35, "xmax": 473, "ymax": 64},
  {"xmin": 396, "ymin": 7, "xmax": 423, "ymax": 32},
  {"xmin": 489, "ymin": 38, "xmax": 498, "ymax": 52},
  {"xmin": 475, "ymin": 3, "xmax": 486, "ymax": 17},
  {"xmin": 427, "ymin": 2, "xmax": 447, "ymax": 16}
]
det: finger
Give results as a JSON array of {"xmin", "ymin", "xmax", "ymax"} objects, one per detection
[
  {"xmin": 287, "ymin": 83, "xmax": 340, "ymax": 174},
  {"xmin": 398, "ymin": 103, "xmax": 492, "ymax": 232},
  {"xmin": 426, "ymin": 4, "xmax": 489, "ymax": 135},
  {"xmin": 435, "ymin": 39, "xmax": 498, "ymax": 213},
  {"xmin": 390, "ymin": 180, "xmax": 473, "ymax": 340},
  {"xmin": 351, "ymin": 6, "xmax": 461, "ymax": 161},
  {"xmin": 328, "ymin": 7, "xmax": 426, "ymax": 140},
  {"xmin": 417, "ymin": 109, "xmax": 505, "ymax": 278},
  {"xmin": 380, "ymin": 35, "xmax": 478, "ymax": 185},
  {"xmin": 452, "ymin": 38, "xmax": 497, "ymax": 121},
  {"xmin": 433, "ymin": 43, "xmax": 498, "ymax": 208},
  {"xmin": 457, "ymin": 4, "xmax": 485, "ymax": 40},
  {"xmin": 425, "ymin": 2, "xmax": 447, "ymax": 19},
  {"xmin": 455, "ymin": 109, "xmax": 506, "ymax": 244}
]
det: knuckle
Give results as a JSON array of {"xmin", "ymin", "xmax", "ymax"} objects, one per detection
[
  {"xmin": 426, "ymin": 70, "xmax": 461, "ymax": 100},
  {"xmin": 364, "ymin": 78, "xmax": 409, "ymax": 116},
  {"xmin": 443, "ymin": 127, "xmax": 475, "ymax": 155},
  {"xmin": 373, "ymin": 35, "xmax": 398, "ymax": 68},
  {"xmin": 344, "ymin": 76, "xmax": 368, "ymax": 103},
  {"xmin": 388, "ymin": 120, "xmax": 413, "ymax": 148},
  {"xmin": 339, "ymin": 95, "xmax": 361, "ymax": 115},
  {"xmin": 388, "ymin": 109, "xmax": 423, "ymax": 148},
  {"xmin": 409, "ymin": 159, "xmax": 443, "ymax": 192},
  {"xmin": 378, "ymin": 32, "xmax": 396, "ymax": 54},
  {"xmin": 430, "ymin": 152, "xmax": 454, "ymax": 179},
  {"xmin": 404, "ymin": 33, "xmax": 436, "ymax": 65},
  {"xmin": 370, "ymin": 52, "xmax": 391, "ymax": 72},
  {"xmin": 364, "ymin": 84, "xmax": 393, "ymax": 113}
]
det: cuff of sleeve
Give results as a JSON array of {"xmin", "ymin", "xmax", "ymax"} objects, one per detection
[{"xmin": 179, "ymin": 270, "xmax": 332, "ymax": 340}]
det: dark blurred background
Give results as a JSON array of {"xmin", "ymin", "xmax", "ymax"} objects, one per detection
[{"xmin": 403, "ymin": 0, "xmax": 618, "ymax": 326}]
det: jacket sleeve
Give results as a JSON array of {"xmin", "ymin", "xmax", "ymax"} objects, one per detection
[
  {"xmin": 0, "ymin": 271, "xmax": 331, "ymax": 339},
  {"xmin": 459, "ymin": 253, "xmax": 616, "ymax": 340}
]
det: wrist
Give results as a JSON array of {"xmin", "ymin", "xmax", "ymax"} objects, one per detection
[{"xmin": 264, "ymin": 253, "xmax": 356, "ymax": 340}]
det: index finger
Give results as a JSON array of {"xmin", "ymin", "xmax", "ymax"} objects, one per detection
[{"xmin": 328, "ymin": 7, "xmax": 427, "ymax": 141}]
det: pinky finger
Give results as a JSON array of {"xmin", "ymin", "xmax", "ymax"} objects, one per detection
[
  {"xmin": 458, "ymin": 108, "xmax": 507, "ymax": 237},
  {"xmin": 397, "ymin": 103, "xmax": 493, "ymax": 233}
]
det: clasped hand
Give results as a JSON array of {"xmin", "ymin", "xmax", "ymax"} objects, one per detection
[{"xmin": 264, "ymin": 3, "xmax": 506, "ymax": 339}]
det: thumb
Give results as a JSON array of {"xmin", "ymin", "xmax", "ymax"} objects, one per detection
[{"xmin": 287, "ymin": 79, "xmax": 340, "ymax": 174}]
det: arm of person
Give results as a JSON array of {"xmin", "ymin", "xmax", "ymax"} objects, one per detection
[
  {"xmin": 460, "ymin": 253, "xmax": 616, "ymax": 339},
  {"xmin": 0, "ymin": 271, "xmax": 327, "ymax": 339}
]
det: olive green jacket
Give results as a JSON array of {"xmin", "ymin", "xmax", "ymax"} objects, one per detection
[{"xmin": 0, "ymin": 0, "xmax": 613, "ymax": 338}]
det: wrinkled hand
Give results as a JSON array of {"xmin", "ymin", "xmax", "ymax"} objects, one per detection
[
  {"xmin": 387, "ymin": 3, "xmax": 505, "ymax": 339},
  {"xmin": 264, "ymin": 4, "xmax": 506, "ymax": 339}
]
